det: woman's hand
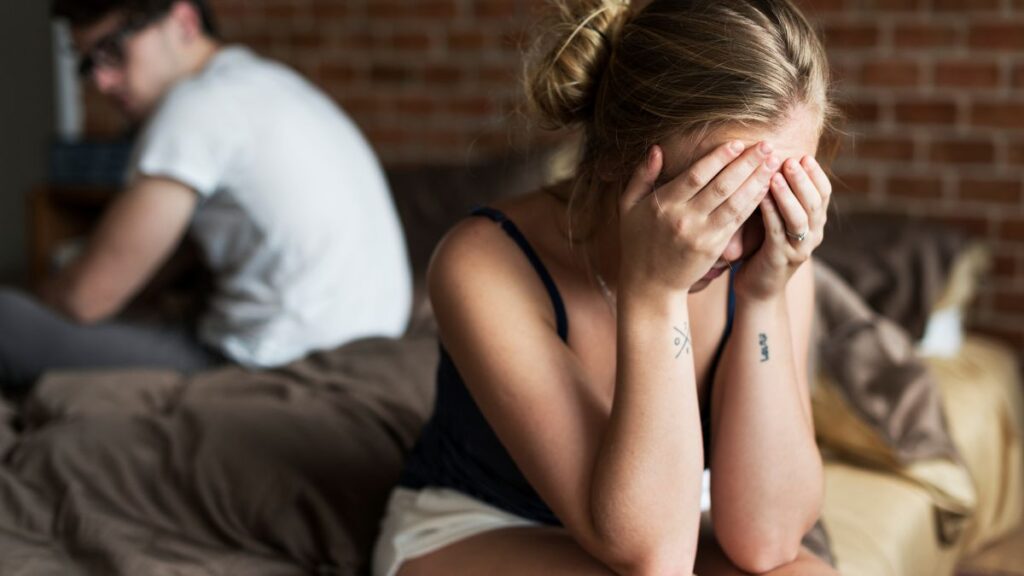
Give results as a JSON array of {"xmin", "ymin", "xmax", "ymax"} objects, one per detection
[
  {"xmin": 618, "ymin": 141, "xmax": 780, "ymax": 295},
  {"xmin": 734, "ymin": 156, "xmax": 832, "ymax": 301}
]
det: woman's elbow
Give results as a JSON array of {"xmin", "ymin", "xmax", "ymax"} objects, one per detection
[
  {"xmin": 619, "ymin": 554, "xmax": 695, "ymax": 576},
  {"xmin": 596, "ymin": 537, "xmax": 696, "ymax": 576},
  {"xmin": 716, "ymin": 529, "xmax": 803, "ymax": 574}
]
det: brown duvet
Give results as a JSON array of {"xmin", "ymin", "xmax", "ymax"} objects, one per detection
[
  {"xmin": 0, "ymin": 260, "xmax": 965, "ymax": 575},
  {"xmin": 0, "ymin": 334, "xmax": 437, "ymax": 576}
]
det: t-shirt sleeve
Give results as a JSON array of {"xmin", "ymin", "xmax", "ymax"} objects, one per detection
[{"xmin": 130, "ymin": 83, "xmax": 239, "ymax": 197}]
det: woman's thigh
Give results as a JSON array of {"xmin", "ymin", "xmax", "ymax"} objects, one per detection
[
  {"xmin": 398, "ymin": 525, "xmax": 617, "ymax": 576},
  {"xmin": 398, "ymin": 523, "xmax": 838, "ymax": 576}
]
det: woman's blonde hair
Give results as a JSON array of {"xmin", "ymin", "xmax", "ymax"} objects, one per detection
[{"xmin": 526, "ymin": 0, "xmax": 842, "ymax": 251}]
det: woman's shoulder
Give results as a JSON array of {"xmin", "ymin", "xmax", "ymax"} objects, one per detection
[
  {"xmin": 427, "ymin": 191, "xmax": 568, "ymax": 328},
  {"xmin": 431, "ymin": 191, "xmax": 563, "ymax": 272}
]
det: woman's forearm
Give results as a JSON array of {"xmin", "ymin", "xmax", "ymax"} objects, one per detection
[
  {"xmin": 708, "ymin": 295, "xmax": 822, "ymax": 572},
  {"xmin": 589, "ymin": 288, "xmax": 705, "ymax": 574}
]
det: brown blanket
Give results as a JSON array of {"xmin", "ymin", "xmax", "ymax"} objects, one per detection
[
  {"xmin": 816, "ymin": 212, "xmax": 968, "ymax": 340},
  {"xmin": 0, "ymin": 334, "xmax": 437, "ymax": 576},
  {"xmin": 813, "ymin": 260, "xmax": 959, "ymax": 464},
  {"xmin": 0, "ymin": 261, "xmax": 965, "ymax": 575}
]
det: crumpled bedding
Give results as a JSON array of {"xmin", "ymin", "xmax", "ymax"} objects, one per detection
[
  {"xmin": 0, "ymin": 334, "xmax": 437, "ymax": 576},
  {"xmin": 0, "ymin": 259, "xmax": 983, "ymax": 574},
  {"xmin": 815, "ymin": 212, "xmax": 969, "ymax": 341}
]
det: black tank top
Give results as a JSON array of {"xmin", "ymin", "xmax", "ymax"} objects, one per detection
[{"xmin": 399, "ymin": 207, "xmax": 737, "ymax": 525}]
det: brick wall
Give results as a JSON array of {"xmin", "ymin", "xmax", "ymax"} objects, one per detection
[
  {"xmin": 804, "ymin": 0, "xmax": 1024, "ymax": 353},
  {"xmin": 85, "ymin": 0, "xmax": 548, "ymax": 163},
  {"xmin": 80, "ymin": 0, "xmax": 1024, "ymax": 354}
]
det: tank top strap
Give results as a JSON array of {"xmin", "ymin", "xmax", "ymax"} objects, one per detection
[
  {"xmin": 471, "ymin": 206, "xmax": 569, "ymax": 342},
  {"xmin": 725, "ymin": 263, "xmax": 737, "ymax": 334}
]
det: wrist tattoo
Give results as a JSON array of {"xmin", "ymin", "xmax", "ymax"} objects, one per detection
[
  {"xmin": 674, "ymin": 324, "xmax": 691, "ymax": 359},
  {"xmin": 759, "ymin": 333, "xmax": 769, "ymax": 362}
]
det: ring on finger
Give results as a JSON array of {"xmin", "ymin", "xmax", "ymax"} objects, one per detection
[{"xmin": 786, "ymin": 229, "xmax": 808, "ymax": 243}]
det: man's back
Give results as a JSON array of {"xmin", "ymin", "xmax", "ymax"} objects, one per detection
[{"xmin": 134, "ymin": 47, "xmax": 412, "ymax": 367}]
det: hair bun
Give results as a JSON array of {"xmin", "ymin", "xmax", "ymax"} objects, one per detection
[{"xmin": 526, "ymin": 0, "xmax": 630, "ymax": 129}]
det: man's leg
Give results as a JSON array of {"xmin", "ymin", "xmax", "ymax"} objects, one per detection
[{"xmin": 0, "ymin": 288, "xmax": 222, "ymax": 394}]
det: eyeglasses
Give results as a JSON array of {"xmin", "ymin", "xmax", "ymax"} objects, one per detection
[{"xmin": 77, "ymin": 12, "xmax": 163, "ymax": 78}]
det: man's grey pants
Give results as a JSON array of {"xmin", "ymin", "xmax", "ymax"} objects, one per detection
[{"xmin": 0, "ymin": 288, "xmax": 223, "ymax": 395}]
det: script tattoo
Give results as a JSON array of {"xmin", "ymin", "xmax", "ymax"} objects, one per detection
[
  {"xmin": 759, "ymin": 333, "xmax": 769, "ymax": 362},
  {"xmin": 674, "ymin": 324, "xmax": 691, "ymax": 359}
]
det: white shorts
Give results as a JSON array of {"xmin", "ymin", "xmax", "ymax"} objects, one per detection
[
  {"xmin": 372, "ymin": 487, "xmax": 538, "ymax": 576},
  {"xmin": 372, "ymin": 471, "xmax": 713, "ymax": 576}
]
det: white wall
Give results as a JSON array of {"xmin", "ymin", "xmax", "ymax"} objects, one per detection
[{"xmin": 0, "ymin": 1, "xmax": 54, "ymax": 281}]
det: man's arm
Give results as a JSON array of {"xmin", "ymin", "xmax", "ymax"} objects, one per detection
[{"xmin": 42, "ymin": 176, "xmax": 199, "ymax": 324}]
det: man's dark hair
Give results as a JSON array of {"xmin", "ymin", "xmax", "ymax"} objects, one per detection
[{"xmin": 52, "ymin": 0, "xmax": 219, "ymax": 38}]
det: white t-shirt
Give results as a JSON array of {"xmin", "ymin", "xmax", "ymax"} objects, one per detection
[{"xmin": 131, "ymin": 46, "xmax": 412, "ymax": 367}]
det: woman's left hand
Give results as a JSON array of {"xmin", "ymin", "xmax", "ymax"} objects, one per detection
[{"xmin": 734, "ymin": 155, "xmax": 831, "ymax": 301}]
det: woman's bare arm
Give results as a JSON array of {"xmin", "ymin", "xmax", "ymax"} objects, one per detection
[
  {"xmin": 431, "ymin": 141, "xmax": 778, "ymax": 576},
  {"xmin": 708, "ymin": 261, "xmax": 822, "ymax": 573},
  {"xmin": 709, "ymin": 153, "xmax": 833, "ymax": 572},
  {"xmin": 430, "ymin": 218, "xmax": 704, "ymax": 576}
]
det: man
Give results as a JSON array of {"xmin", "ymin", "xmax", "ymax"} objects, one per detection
[{"xmin": 0, "ymin": 0, "xmax": 411, "ymax": 392}]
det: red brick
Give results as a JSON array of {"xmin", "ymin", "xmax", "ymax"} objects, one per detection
[
  {"xmin": 423, "ymin": 64, "xmax": 464, "ymax": 84},
  {"xmin": 447, "ymin": 96, "xmax": 496, "ymax": 117},
  {"xmin": 887, "ymin": 175, "xmax": 943, "ymax": 199},
  {"xmin": 862, "ymin": 60, "xmax": 921, "ymax": 87},
  {"xmin": 230, "ymin": 30, "xmax": 275, "ymax": 49},
  {"xmin": 958, "ymin": 178, "xmax": 1022, "ymax": 204},
  {"xmin": 794, "ymin": 0, "xmax": 847, "ymax": 13},
  {"xmin": 320, "ymin": 62, "xmax": 360, "ymax": 84},
  {"xmin": 338, "ymin": 31, "xmax": 376, "ymax": 51},
  {"xmin": 474, "ymin": 0, "xmax": 519, "ymax": 18},
  {"xmin": 831, "ymin": 170, "xmax": 871, "ymax": 195},
  {"xmin": 288, "ymin": 31, "xmax": 323, "ymax": 51},
  {"xmin": 1014, "ymin": 63, "xmax": 1024, "ymax": 88},
  {"xmin": 894, "ymin": 99, "xmax": 959, "ymax": 125},
  {"xmin": 823, "ymin": 23, "xmax": 880, "ymax": 49},
  {"xmin": 310, "ymin": 3, "xmax": 353, "ymax": 20},
  {"xmin": 969, "ymin": 23, "xmax": 1024, "ymax": 50},
  {"xmin": 992, "ymin": 250, "xmax": 1019, "ymax": 277},
  {"xmin": 478, "ymin": 64, "xmax": 517, "ymax": 86},
  {"xmin": 828, "ymin": 60, "xmax": 861, "ymax": 84},
  {"xmin": 927, "ymin": 214, "xmax": 992, "ymax": 237},
  {"xmin": 854, "ymin": 135, "xmax": 915, "ymax": 160},
  {"xmin": 993, "ymin": 291, "xmax": 1024, "ymax": 314},
  {"xmin": 972, "ymin": 326, "xmax": 1024, "ymax": 351},
  {"xmin": 861, "ymin": 0, "xmax": 925, "ymax": 10},
  {"xmin": 370, "ymin": 63, "xmax": 417, "ymax": 85},
  {"xmin": 893, "ymin": 23, "xmax": 960, "ymax": 48},
  {"xmin": 972, "ymin": 102, "xmax": 1024, "ymax": 129},
  {"xmin": 391, "ymin": 32, "xmax": 433, "ymax": 51},
  {"xmin": 929, "ymin": 138, "xmax": 996, "ymax": 164},
  {"xmin": 264, "ymin": 4, "xmax": 304, "ymax": 21},
  {"xmin": 367, "ymin": 1, "xmax": 457, "ymax": 19},
  {"xmin": 393, "ymin": 95, "xmax": 438, "ymax": 115},
  {"xmin": 337, "ymin": 96, "xmax": 384, "ymax": 117},
  {"xmin": 448, "ymin": 30, "xmax": 490, "ymax": 51},
  {"xmin": 934, "ymin": 60, "xmax": 1002, "ymax": 88},
  {"xmin": 1008, "ymin": 140, "xmax": 1024, "ymax": 165},
  {"xmin": 934, "ymin": 0, "xmax": 1001, "ymax": 9},
  {"xmin": 367, "ymin": 127, "xmax": 418, "ymax": 146},
  {"xmin": 998, "ymin": 216, "xmax": 1024, "ymax": 242},
  {"xmin": 838, "ymin": 98, "xmax": 882, "ymax": 124}
]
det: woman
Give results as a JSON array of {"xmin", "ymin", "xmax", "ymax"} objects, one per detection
[{"xmin": 375, "ymin": 0, "xmax": 842, "ymax": 574}]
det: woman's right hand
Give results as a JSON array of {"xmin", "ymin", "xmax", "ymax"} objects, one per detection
[{"xmin": 618, "ymin": 140, "xmax": 782, "ymax": 294}]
